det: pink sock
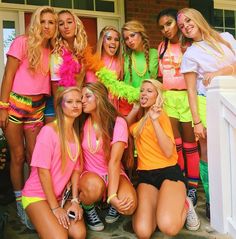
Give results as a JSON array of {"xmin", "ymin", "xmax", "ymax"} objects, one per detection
[
  {"xmin": 175, "ymin": 138, "xmax": 185, "ymax": 172},
  {"xmin": 183, "ymin": 142, "xmax": 200, "ymax": 188}
]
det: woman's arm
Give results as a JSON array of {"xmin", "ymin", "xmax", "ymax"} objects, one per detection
[
  {"xmin": 149, "ymin": 106, "xmax": 174, "ymax": 158},
  {"xmin": 38, "ymin": 168, "xmax": 70, "ymax": 228},
  {"xmin": 184, "ymin": 72, "xmax": 205, "ymax": 138},
  {"xmin": 0, "ymin": 56, "xmax": 19, "ymax": 129},
  {"xmin": 126, "ymin": 103, "xmax": 140, "ymax": 126}
]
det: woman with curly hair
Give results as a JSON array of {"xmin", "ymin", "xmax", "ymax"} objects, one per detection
[
  {"xmin": 44, "ymin": 10, "xmax": 88, "ymax": 123},
  {"xmin": 0, "ymin": 6, "xmax": 57, "ymax": 228},
  {"xmin": 86, "ymin": 26, "xmax": 123, "ymax": 110},
  {"xmin": 121, "ymin": 20, "xmax": 158, "ymax": 115},
  {"xmin": 79, "ymin": 82, "xmax": 137, "ymax": 231}
]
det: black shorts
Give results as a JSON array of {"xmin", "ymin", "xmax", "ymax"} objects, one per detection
[{"xmin": 137, "ymin": 164, "xmax": 188, "ymax": 190}]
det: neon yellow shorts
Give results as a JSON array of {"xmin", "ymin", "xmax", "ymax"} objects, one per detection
[
  {"xmin": 197, "ymin": 95, "xmax": 206, "ymax": 127},
  {"xmin": 22, "ymin": 196, "xmax": 44, "ymax": 209},
  {"xmin": 163, "ymin": 90, "xmax": 192, "ymax": 122}
]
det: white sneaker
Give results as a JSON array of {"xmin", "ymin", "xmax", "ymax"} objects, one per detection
[{"xmin": 185, "ymin": 197, "xmax": 200, "ymax": 231}]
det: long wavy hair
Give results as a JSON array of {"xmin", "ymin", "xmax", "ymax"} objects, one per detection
[
  {"xmin": 134, "ymin": 79, "xmax": 164, "ymax": 140},
  {"xmin": 55, "ymin": 86, "xmax": 82, "ymax": 172},
  {"xmin": 177, "ymin": 8, "xmax": 234, "ymax": 54},
  {"xmin": 27, "ymin": 6, "xmax": 57, "ymax": 72},
  {"xmin": 122, "ymin": 20, "xmax": 151, "ymax": 82},
  {"xmin": 53, "ymin": 10, "xmax": 88, "ymax": 58},
  {"xmin": 81, "ymin": 82, "xmax": 133, "ymax": 169}
]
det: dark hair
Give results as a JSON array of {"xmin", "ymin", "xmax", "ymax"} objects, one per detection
[{"xmin": 157, "ymin": 8, "xmax": 178, "ymax": 59}]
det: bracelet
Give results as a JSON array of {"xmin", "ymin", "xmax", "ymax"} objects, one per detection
[
  {"xmin": 51, "ymin": 206, "xmax": 60, "ymax": 212},
  {"xmin": 107, "ymin": 193, "xmax": 117, "ymax": 204},
  {"xmin": 193, "ymin": 120, "xmax": 202, "ymax": 126},
  {"xmin": 71, "ymin": 198, "xmax": 80, "ymax": 204},
  {"xmin": 0, "ymin": 101, "xmax": 9, "ymax": 109}
]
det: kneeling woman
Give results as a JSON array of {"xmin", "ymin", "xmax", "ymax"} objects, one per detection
[
  {"xmin": 22, "ymin": 87, "xmax": 86, "ymax": 239},
  {"xmin": 79, "ymin": 82, "xmax": 137, "ymax": 231},
  {"xmin": 128, "ymin": 80, "xmax": 200, "ymax": 238}
]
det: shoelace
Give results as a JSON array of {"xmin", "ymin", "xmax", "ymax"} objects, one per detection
[
  {"xmin": 188, "ymin": 189, "xmax": 196, "ymax": 199},
  {"xmin": 108, "ymin": 206, "xmax": 119, "ymax": 216},
  {"xmin": 87, "ymin": 208, "xmax": 101, "ymax": 223}
]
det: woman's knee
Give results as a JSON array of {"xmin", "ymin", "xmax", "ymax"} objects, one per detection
[
  {"xmin": 69, "ymin": 224, "xmax": 86, "ymax": 239},
  {"xmin": 133, "ymin": 220, "xmax": 154, "ymax": 239},
  {"xmin": 157, "ymin": 215, "xmax": 182, "ymax": 236}
]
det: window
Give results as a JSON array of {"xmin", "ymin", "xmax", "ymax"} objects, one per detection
[
  {"xmin": 213, "ymin": 9, "xmax": 236, "ymax": 37},
  {"xmin": 1, "ymin": 0, "xmax": 115, "ymax": 13}
]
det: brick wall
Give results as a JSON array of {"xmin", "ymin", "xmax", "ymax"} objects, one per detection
[{"xmin": 124, "ymin": 0, "xmax": 189, "ymax": 48}]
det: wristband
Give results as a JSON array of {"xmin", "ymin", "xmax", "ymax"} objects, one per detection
[
  {"xmin": 193, "ymin": 120, "xmax": 201, "ymax": 126},
  {"xmin": 107, "ymin": 193, "xmax": 117, "ymax": 204},
  {"xmin": 71, "ymin": 198, "xmax": 80, "ymax": 204},
  {"xmin": 0, "ymin": 101, "xmax": 9, "ymax": 110},
  {"xmin": 51, "ymin": 206, "xmax": 60, "ymax": 211}
]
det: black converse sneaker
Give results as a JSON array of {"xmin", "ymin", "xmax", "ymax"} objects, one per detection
[
  {"xmin": 85, "ymin": 206, "xmax": 104, "ymax": 231},
  {"xmin": 105, "ymin": 205, "xmax": 120, "ymax": 223}
]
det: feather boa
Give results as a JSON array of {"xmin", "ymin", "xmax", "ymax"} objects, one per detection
[
  {"xmin": 58, "ymin": 49, "xmax": 81, "ymax": 87},
  {"xmin": 83, "ymin": 46, "xmax": 139, "ymax": 103}
]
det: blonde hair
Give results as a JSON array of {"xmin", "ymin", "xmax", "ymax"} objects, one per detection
[
  {"xmin": 178, "ymin": 8, "xmax": 234, "ymax": 54},
  {"xmin": 55, "ymin": 86, "xmax": 82, "ymax": 171},
  {"xmin": 96, "ymin": 26, "xmax": 122, "ymax": 61},
  {"xmin": 122, "ymin": 20, "xmax": 151, "ymax": 82},
  {"xmin": 134, "ymin": 79, "xmax": 164, "ymax": 139},
  {"xmin": 54, "ymin": 10, "xmax": 88, "ymax": 58},
  {"xmin": 27, "ymin": 6, "xmax": 57, "ymax": 71}
]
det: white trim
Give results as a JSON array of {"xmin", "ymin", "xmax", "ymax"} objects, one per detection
[{"xmin": 214, "ymin": 0, "xmax": 236, "ymax": 10}]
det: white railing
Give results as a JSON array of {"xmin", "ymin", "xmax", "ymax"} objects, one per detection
[{"xmin": 207, "ymin": 76, "xmax": 236, "ymax": 238}]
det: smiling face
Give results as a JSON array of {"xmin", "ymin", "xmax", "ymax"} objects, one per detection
[
  {"xmin": 102, "ymin": 30, "xmax": 120, "ymax": 56},
  {"xmin": 58, "ymin": 12, "xmax": 76, "ymax": 40},
  {"xmin": 140, "ymin": 82, "xmax": 158, "ymax": 108},
  {"xmin": 177, "ymin": 13, "xmax": 202, "ymax": 41},
  {"xmin": 40, "ymin": 12, "xmax": 57, "ymax": 40},
  {"xmin": 159, "ymin": 15, "xmax": 179, "ymax": 41},
  {"xmin": 123, "ymin": 31, "xmax": 143, "ymax": 51},
  {"xmin": 81, "ymin": 87, "xmax": 97, "ymax": 114},
  {"xmin": 62, "ymin": 90, "xmax": 82, "ymax": 119}
]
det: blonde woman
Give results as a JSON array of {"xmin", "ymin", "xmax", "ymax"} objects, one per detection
[
  {"xmin": 127, "ymin": 79, "xmax": 200, "ymax": 238},
  {"xmin": 0, "ymin": 6, "xmax": 57, "ymax": 228},
  {"xmin": 44, "ymin": 9, "xmax": 87, "ymax": 123},
  {"xmin": 177, "ymin": 7, "xmax": 236, "ymax": 219},
  {"xmin": 86, "ymin": 26, "xmax": 123, "ymax": 110},
  {"xmin": 121, "ymin": 20, "xmax": 158, "ymax": 115},
  {"xmin": 22, "ymin": 87, "xmax": 86, "ymax": 239}
]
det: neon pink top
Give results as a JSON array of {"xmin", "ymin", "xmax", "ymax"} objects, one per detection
[
  {"xmin": 7, "ymin": 35, "xmax": 51, "ymax": 95},
  {"xmin": 22, "ymin": 125, "xmax": 81, "ymax": 200},
  {"xmin": 158, "ymin": 41, "xmax": 186, "ymax": 90},
  {"xmin": 82, "ymin": 116, "xmax": 128, "ymax": 175}
]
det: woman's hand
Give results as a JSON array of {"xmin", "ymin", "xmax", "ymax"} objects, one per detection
[
  {"xmin": 52, "ymin": 207, "xmax": 70, "ymax": 229},
  {"xmin": 67, "ymin": 202, "xmax": 83, "ymax": 222},
  {"xmin": 194, "ymin": 122, "xmax": 206, "ymax": 140},
  {"xmin": 110, "ymin": 196, "xmax": 134, "ymax": 214},
  {"xmin": 149, "ymin": 104, "xmax": 162, "ymax": 121},
  {"xmin": 0, "ymin": 109, "xmax": 9, "ymax": 129},
  {"xmin": 203, "ymin": 72, "xmax": 217, "ymax": 86}
]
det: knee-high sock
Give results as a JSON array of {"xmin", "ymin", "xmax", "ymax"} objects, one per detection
[
  {"xmin": 175, "ymin": 138, "xmax": 185, "ymax": 173},
  {"xmin": 199, "ymin": 160, "xmax": 209, "ymax": 203},
  {"xmin": 183, "ymin": 142, "xmax": 200, "ymax": 188}
]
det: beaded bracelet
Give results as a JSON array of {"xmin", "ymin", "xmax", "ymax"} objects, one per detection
[
  {"xmin": 107, "ymin": 193, "xmax": 117, "ymax": 204},
  {"xmin": 193, "ymin": 120, "xmax": 202, "ymax": 126}
]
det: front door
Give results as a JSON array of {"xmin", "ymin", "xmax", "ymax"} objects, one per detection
[{"xmin": 0, "ymin": 11, "xmax": 19, "ymax": 84}]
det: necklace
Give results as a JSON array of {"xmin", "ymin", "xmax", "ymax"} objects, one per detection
[
  {"xmin": 87, "ymin": 117, "xmax": 101, "ymax": 154},
  {"xmin": 193, "ymin": 41, "xmax": 225, "ymax": 60},
  {"xmin": 131, "ymin": 52, "xmax": 147, "ymax": 77},
  {"xmin": 167, "ymin": 41, "xmax": 182, "ymax": 69},
  {"xmin": 66, "ymin": 129, "xmax": 80, "ymax": 162}
]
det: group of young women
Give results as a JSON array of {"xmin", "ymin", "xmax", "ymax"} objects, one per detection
[{"xmin": 0, "ymin": 4, "xmax": 236, "ymax": 239}]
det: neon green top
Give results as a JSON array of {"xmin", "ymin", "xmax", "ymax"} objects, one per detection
[{"xmin": 123, "ymin": 48, "xmax": 158, "ymax": 88}]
